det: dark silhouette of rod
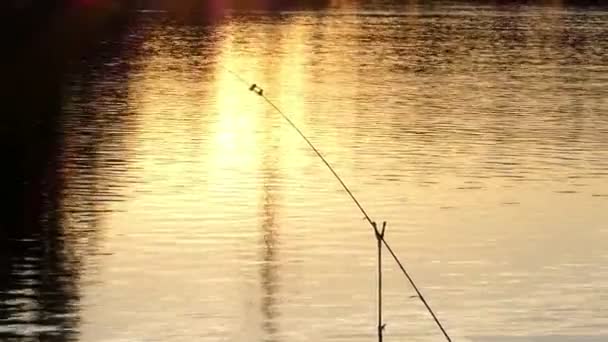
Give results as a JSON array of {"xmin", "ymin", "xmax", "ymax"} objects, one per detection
[
  {"xmin": 223, "ymin": 66, "xmax": 452, "ymax": 342},
  {"xmin": 383, "ymin": 239, "xmax": 451, "ymax": 341},
  {"xmin": 374, "ymin": 222, "xmax": 387, "ymax": 342}
]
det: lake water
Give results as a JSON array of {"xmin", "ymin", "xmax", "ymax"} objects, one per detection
[{"xmin": 2, "ymin": 1, "xmax": 608, "ymax": 341}]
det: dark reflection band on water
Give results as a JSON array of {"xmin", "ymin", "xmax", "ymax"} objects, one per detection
[
  {"xmin": 0, "ymin": 88, "xmax": 80, "ymax": 342},
  {"xmin": 0, "ymin": 117, "xmax": 81, "ymax": 341},
  {"xmin": 1, "ymin": 29, "xmax": 140, "ymax": 341},
  {"xmin": 0, "ymin": 193, "xmax": 81, "ymax": 342}
]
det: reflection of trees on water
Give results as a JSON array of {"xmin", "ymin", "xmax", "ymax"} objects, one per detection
[
  {"xmin": 136, "ymin": 0, "xmax": 333, "ymax": 23},
  {"xmin": 0, "ymin": 129, "xmax": 81, "ymax": 342},
  {"xmin": 0, "ymin": 28, "xmax": 140, "ymax": 341}
]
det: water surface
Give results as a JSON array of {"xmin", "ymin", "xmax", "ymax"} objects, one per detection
[{"xmin": 2, "ymin": 2, "xmax": 608, "ymax": 341}]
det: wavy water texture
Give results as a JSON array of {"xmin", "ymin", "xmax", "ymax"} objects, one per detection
[{"xmin": 2, "ymin": 2, "xmax": 607, "ymax": 342}]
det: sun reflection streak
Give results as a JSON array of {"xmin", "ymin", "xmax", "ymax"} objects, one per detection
[{"xmin": 210, "ymin": 17, "xmax": 318, "ymax": 340}]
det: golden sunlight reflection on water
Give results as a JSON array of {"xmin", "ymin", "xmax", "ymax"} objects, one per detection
[
  {"xmin": 2, "ymin": 2, "xmax": 607, "ymax": 342},
  {"xmin": 77, "ymin": 6, "xmax": 608, "ymax": 341}
]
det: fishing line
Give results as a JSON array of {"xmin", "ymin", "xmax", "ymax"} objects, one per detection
[{"xmin": 221, "ymin": 65, "xmax": 452, "ymax": 342}]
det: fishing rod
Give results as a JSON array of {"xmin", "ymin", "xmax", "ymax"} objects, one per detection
[{"xmin": 222, "ymin": 65, "xmax": 453, "ymax": 342}]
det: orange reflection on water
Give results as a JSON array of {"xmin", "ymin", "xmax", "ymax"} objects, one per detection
[{"xmin": 68, "ymin": 3, "xmax": 608, "ymax": 341}]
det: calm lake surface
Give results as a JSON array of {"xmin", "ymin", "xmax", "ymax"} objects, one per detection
[{"xmin": 3, "ymin": 2, "xmax": 608, "ymax": 341}]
